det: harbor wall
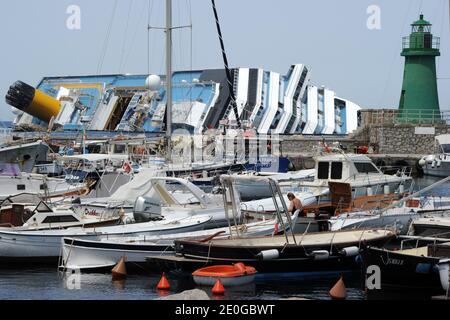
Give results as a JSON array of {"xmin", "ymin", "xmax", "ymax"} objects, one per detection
[
  {"xmin": 364, "ymin": 124, "xmax": 450, "ymax": 154},
  {"xmin": 280, "ymin": 121, "xmax": 450, "ymax": 172}
]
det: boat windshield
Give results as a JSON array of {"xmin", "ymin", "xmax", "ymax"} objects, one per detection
[
  {"xmin": 354, "ymin": 162, "xmax": 379, "ymax": 174},
  {"xmin": 441, "ymin": 144, "xmax": 450, "ymax": 153}
]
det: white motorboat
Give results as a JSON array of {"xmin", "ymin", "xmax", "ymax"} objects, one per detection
[
  {"xmin": 73, "ymin": 176, "xmax": 227, "ymax": 228},
  {"xmin": 330, "ymin": 196, "xmax": 450, "ymax": 234},
  {"xmin": 293, "ymin": 150, "xmax": 413, "ymax": 201},
  {"xmin": 0, "ymin": 214, "xmax": 212, "ymax": 263},
  {"xmin": 419, "ymin": 134, "xmax": 450, "ymax": 177},
  {"xmin": 0, "ymin": 199, "xmax": 121, "ymax": 230},
  {"xmin": 59, "ymin": 219, "xmax": 283, "ymax": 271},
  {"xmin": 0, "ymin": 163, "xmax": 89, "ymax": 199},
  {"xmin": 235, "ymin": 169, "xmax": 315, "ymax": 200},
  {"xmin": 71, "ymin": 167, "xmax": 164, "ymax": 218},
  {"xmin": 241, "ymin": 148, "xmax": 413, "ymax": 217},
  {"xmin": 62, "ymin": 153, "xmax": 135, "ymax": 198}
]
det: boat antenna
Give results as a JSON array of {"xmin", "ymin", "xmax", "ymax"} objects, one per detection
[{"xmin": 210, "ymin": 0, "xmax": 241, "ymax": 129}]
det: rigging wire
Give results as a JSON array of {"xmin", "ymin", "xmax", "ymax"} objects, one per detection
[
  {"xmin": 177, "ymin": 0, "xmax": 183, "ymax": 73},
  {"xmin": 377, "ymin": 0, "xmax": 414, "ymax": 107},
  {"xmin": 122, "ymin": 0, "xmax": 148, "ymax": 72},
  {"xmin": 435, "ymin": 0, "xmax": 447, "ymax": 73},
  {"xmin": 119, "ymin": 0, "xmax": 134, "ymax": 73},
  {"xmin": 97, "ymin": 0, "xmax": 119, "ymax": 74},
  {"xmin": 188, "ymin": 0, "xmax": 194, "ymax": 116},
  {"xmin": 210, "ymin": 0, "xmax": 241, "ymax": 129},
  {"xmin": 147, "ymin": 0, "xmax": 156, "ymax": 75}
]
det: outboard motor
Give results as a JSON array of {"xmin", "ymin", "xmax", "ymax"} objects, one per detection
[{"xmin": 133, "ymin": 196, "xmax": 163, "ymax": 223}]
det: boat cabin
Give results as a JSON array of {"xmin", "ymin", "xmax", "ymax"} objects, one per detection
[
  {"xmin": 435, "ymin": 134, "xmax": 450, "ymax": 155},
  {"xmin": 314, "ymin": 154, "xmax": 382, "ymax": 182}
]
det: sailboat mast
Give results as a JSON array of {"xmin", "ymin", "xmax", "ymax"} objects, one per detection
[{"xmin": 166, "ymin": 0, "xmax": 173, "ymax": 163}]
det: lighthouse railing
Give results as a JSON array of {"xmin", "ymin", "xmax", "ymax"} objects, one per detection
[
  {"xmin": 364, "ymin": 109, "xmax": 450, "ymax": 126},
  {"xmin": 402, "ymin": 36, "xmax": 440, "ymax": 50}
]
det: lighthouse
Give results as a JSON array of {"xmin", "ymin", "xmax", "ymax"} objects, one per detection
[{"xmin": 398, "ymin": 14, "xmax": 441, "ymax": 122}]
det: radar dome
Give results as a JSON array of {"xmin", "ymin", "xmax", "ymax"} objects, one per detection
[{"xmin": 145, "ymin": 75, "xmax": 162, "ymax": 91}]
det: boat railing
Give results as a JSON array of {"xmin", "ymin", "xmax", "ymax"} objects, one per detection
[
  {"xmin": 221, "ymin": 175, "xmax": 299, "ymax": 243},
  {"xmin": 268, "ymin": 179, "xmax": 297, "ymax": 245},
  {"xmin": 399, "ymin": 234, "xmax": 450, "ymax": 250}
]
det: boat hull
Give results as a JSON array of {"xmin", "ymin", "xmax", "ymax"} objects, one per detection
[
  {"xmin": 423, "ymin": 161, "xmax": 450, "ymax": 178},
  {"xmin": 362, "ymin": 246, "xmax": 444, "ymax": 297},
  {"xmin": 60, "ymin": 238, "xmax": 175, "ymax": 270},
  {"xmin": 193, "ymin": 275, "xmax": 255, "ymax": 287},
  {"xmin": 410, "ymin": 224, "xmax": 450, "ymax": 239},
  {"xmin": 60, "ymin": 220, "xmax": 283, "ymax": 271},
  {"xmin": 148, "ymin": 230, "xmax": 394, "ymax": 274},
  {"xmin": 0, "ymin": 216, "xmax": 211, "ymax": 263},
  {"xmin": 330, "ymin": 212, "xmax": 420, "ymax": 235}
]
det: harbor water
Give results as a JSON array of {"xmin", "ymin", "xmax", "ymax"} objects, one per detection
[{"xmin": 0, "ymin": 176, "xmax": 448, "ymax": 301}]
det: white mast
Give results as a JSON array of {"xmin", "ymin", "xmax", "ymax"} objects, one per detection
[{"xmin": 165, "ymin": 0, "xmax": 173, "ymax": 163}]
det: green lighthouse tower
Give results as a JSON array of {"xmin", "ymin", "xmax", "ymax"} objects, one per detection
[{"xmin": 399, "ymin": 14, "xmax": 441, "ymax": 122}]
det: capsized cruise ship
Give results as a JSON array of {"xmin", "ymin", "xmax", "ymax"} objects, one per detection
[{"xmin": 6, "ymin": 64, "xmax": 361, "ymax": 135}]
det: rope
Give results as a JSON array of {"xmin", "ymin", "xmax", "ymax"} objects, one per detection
[
  {"xmin": 97, "ymin": 0, "xmax": 119, "ymax": 74},
  {"xmin": 210, "ymin": 0, "xmax": 241, "ymax": 128}
]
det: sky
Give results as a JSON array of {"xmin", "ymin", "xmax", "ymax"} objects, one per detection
[{"xmin": 0, "ymin": 0, "xmax": 449, "ymax": 120}]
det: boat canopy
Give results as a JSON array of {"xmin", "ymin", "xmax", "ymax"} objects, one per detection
[
  {"xmin": 108, "ymin": 171, "xmax": 215, "ymax": 208},
  {"xmin": 436, "ymin": 135, "xmax": 450, "ymax": 145}
]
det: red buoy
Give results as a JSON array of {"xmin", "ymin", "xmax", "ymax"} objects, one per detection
[
  {"xmin": 329, "ymin": 276, "xmax": 347, "ymax": 300},
  {"xmin": 157, "ymin": 273, "xmax": 171, "ymax": 291},
  {"xmin": 111, "ymin": 257, "xmax": 127, "ymax": 281},
  {"xmin": 212, "ymin": 279, "xmax": 225, "ymax": 295}
]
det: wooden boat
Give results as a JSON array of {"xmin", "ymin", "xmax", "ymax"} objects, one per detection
[
  {"xmin": 147, "ymin": 228, "xmax": 396, "ymax": 274},
  {"xmin": 409, "ymin": 216, "xmax": 450, "ymax": 239},
  {"xmin": 192, "ymin": 263, "xmax": 257, "ymax": 286},
  {"xmin": 59, "ymin": 219, "xmax": 281, "ymax": 271},
  {"xmin": 362, "ymin": 244, "xmax": 450, "ymax": 298}
]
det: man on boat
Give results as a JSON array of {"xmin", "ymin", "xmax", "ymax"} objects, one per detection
[{"xmin": 287, "ymin": 193, "xmax": 304, "ymax": 216}]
